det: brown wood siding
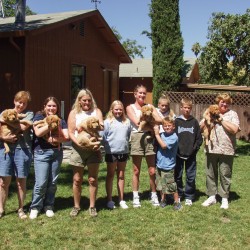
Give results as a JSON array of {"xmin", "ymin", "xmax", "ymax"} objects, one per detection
[{"xmin": 24, "ymin": 17, "xmax": 120, "ymax": 117}]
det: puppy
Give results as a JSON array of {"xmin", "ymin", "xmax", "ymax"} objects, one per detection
[
  {"xmin": 76, "ymin": 117, "xmax": 102, "ymax": 150},
  {"xmin": 33, "ymin": 114, "xmax": 61, "ymax": 141},
  {"xmin": 138, "ymin": 105, "xmax": 156, "ymax": 139},
  {"xmin": 0, "ymin": 109, "xmax": 33, "ymax": 153},
  {"xmin": 202, "ymin": 104, "xmax": 222, "ymax": 145}
]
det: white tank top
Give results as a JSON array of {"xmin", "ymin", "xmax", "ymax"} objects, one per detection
[
  {"xmin": 75, "ymin": 109, "xmax": 97, "ymax": 136},
  {"xmin": 130, "ymin": 104, "xmax": 151, "ymax": 132}
]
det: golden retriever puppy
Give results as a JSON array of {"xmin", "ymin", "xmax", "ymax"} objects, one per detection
[
  {"xmin": 138, "ymin": 105, "xmax": 156, "ymax": 133},
  {"xmin": 76, "ymin": 117, "xmax": 102, "ymax": 150},
  {"xmin": 202, "ymin": 104, "xmax": 222, "ymax": 145},
  {"xmin": 33, "ymin": 114, "xmax": 61, "ymax": 140},
  {"xmin": 0, "ymin": 109, "xmax": 33, "ymax": 153}
]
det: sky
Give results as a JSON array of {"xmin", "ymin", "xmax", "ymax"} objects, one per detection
[{"xmin": 27, "ymin": 0, "xmax": 249, "ymax": 59}]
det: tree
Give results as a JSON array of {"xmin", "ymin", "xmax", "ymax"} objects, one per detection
[
  {"xmin": 150, "ymin": 0, "xmax": 184, "ymax": 105},
  {"xmin": 191, "ymin": 42, "xmax": 201, "ymax": 58},
  {"xmin": 3, "ymin": 0, "xmax": 35, "ymax": 17},
  {"xmin": 112, "ymin": 27, "xmax": 145, "ymax": 59},
  {"xmin": 198, "ymin": 9, "xmax": 250, "ymax": 86}
]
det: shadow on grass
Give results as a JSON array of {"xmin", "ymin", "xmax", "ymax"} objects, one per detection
[{"xmin": 235, "ymin": 142, "xmax": 250, "ymax": 155}]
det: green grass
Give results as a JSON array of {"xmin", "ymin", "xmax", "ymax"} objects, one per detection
[{"xmin": 1, "ymin": 140, "xmax": 250, "ymax": 249}]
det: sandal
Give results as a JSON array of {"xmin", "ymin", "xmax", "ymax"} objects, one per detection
[
  {"xmin": 0, "ymin": 211, "xmax": 5, "ymax": 219},
  {"xmin": 70, "ymin": 207, "xmax": 80, "ymax": 217},
  {"xmin": 18, "ymin": 208, "xmax": 27, "ymax": 219}
]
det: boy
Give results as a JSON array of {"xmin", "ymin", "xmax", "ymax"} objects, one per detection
[
  {"xmin": 154, "ymin": 117, "xmax": 181, "ymax": 210},
  {"xmin": 174, "ymin": 98, "xmax": 202, "ymax": 206}
]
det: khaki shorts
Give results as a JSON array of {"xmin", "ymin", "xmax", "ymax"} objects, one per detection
[
  {"xmin": 69, "ymin": 143, "xmax": 102, "ymax": 167},
  {"xmin": 156, "ymin": 168, "xmax": 177, "ymax": 194},
  {"xmin": 130, "ymin": 132, "xmax": 156, "ymax": 156}
]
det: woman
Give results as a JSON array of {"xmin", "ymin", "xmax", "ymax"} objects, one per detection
[
  {"xmin": 29, "ymin": 97, "xmax": 69, "ymax": 219},
  {"xmin": 0, "ymin": 91, "xmax": 33, "ymax": 219},
  {"xmin": 68, "ymin": 89, "xmax": 103, "ymax": 217},
  {"xmin": 200, "ymin": 93, "xmax": 240, "ymax": 209},
  {"xmin": 126, "ymin": 85, "xmax": 162, "ymax": 208}
]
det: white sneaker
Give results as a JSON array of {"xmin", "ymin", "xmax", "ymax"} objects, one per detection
[
  {"xmin": 119, "ymin": 200, "xmax": 128, "ymax": 209},
  {"xmin": 107, "ymin": 201, "xmax": 116, "ymax": 209},
  {"xmin": 151, "ymin": 194, "xmax": 160, "ymax": 207},
  {"xmin": 202, "ymin": 196, "xmax": 217, "ymax": 207},
  {"xmin": 29, "ymin": 209, "xmax": 39, "ymax": 219},
  {"xmin": 45, "ymin": 210, "xmax": 55, "ymax": 218},
  {"xmin": 185, "ymin": 199, "xmax": 193, "ymax": 206},
  {"xmin": 220, "ymin": 198, "xmax": 229, "ymax": 209},
  {"xmin": 133, "ymin": 196, "xmax": 141, "ymax": 208}
]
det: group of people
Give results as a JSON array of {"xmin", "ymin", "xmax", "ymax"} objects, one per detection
[{"xmin": 0, "ymin": 85, "xmax": 240, "ymax": 220}]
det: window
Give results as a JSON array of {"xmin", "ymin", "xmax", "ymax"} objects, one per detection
[{"xmin": 71, "ymin": 64, "xmax": 86, "ymax": 105}]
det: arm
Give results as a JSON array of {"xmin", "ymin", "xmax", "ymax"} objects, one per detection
[
  {"xmin": 126, "ymin": 105, "xmax": 140, "ymax": 126},
  {"xmin": 153, "ymin": 125, "xmax": 167, "ymax": 149},
  {"xmin": 220, "ymin": 119, "xmax": 239, "ymax": 135},
  {"xmin": 67, "ymin": 110, "xmax": 79, "ymax": 145},
  {"xmin": 96, "ymin": 108, "xmax": 104, "ymax": 129},
  {"xmin": 152, "ymin": 106, "xmax": 163, "ymax": 124}
]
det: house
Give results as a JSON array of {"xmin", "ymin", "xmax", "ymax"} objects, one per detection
[
  {"xmin": 119, "ymin": 58, "xmax": 198, "ymax": 107},
  {"xmin": 0, "ymin": 10, "xmax": 131, "ymax": 117}
]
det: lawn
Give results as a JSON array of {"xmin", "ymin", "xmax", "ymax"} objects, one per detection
[{"xmin": 1, "ymin": 140, "xmax": 250, "ymax": 250}]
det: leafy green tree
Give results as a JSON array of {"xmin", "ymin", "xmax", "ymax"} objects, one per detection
[
  {"xmin": 191, "ymin": 42, "xmax": 201, "ymax": 58},
  {"xmin": 112, "ymin": 27, "xmax": 145, "ymax": 59},
  {"xmin": 3, "ymin": 0, "xmax": 35, "ymax": 17},
  {"xmin": 199, "ymin": 9, "xmax": 250, "ymax": 86},
  {"xmin": 150, "ymin": 0, "xmax": 184, "ymax": 105}
]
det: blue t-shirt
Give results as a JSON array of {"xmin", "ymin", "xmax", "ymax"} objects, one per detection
[
  {"xmin": 156, "ymin": 132, "xmax": 178, "ymax": 171},
  {"xmin": 33, "ymin": 113, "xmax": 67, "ymax": 150}
]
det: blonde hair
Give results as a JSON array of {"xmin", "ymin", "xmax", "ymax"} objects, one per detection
[
  {"xmin": 162, "ymin": 116, "xmax": 175, "ymax": 125},
  {"xmin": 215, "ymin": 93, "xmax": 232, "ymax": 105},
  {"xmin": 106, "ymin": 100, "xmax": 127, "ymax": 123},
  {"xmin": 14, "ymin": 91, "xmax": 31, "ymax": 103},
  {"xmin": 158, "ymin": 95, "xmax": 170, "ymax": 105},
  {"xmin": 134, "ymin": 84, "xmax": 147, "ymax": 93},
  {"xmin": 180, "ymin": 98, "xmax": 193, "ymax": 107},
  {"xmin": 72, "ymin": 88, "xmax": 97, "ymax": 113}
]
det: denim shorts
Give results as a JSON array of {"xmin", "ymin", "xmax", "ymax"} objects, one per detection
[
  {"xmin": 156, "ymin": 168, "xmax": 177, "ymax": 194},
  {"xmin": 0, "ymin": 147, "xmax": 33, "ymax": 178},
  {"xmin": 130, "ymin": 132, "xmax": 156, "ymax": 156},
  {"xmin": 105, "ymin": 153, "xmax": 129, "ymax": 163},
  {"xmin": 69, "ymin": 143, "xmax": 102, "ymax": 167}
]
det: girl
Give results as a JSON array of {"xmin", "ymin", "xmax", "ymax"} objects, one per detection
[
  {"xmin": 67, "ymin": 89, "xmax": 103, "ymax": 217},
  {"xmin": 29, "ymin": 97, "xmax": 69, "ymax": 219},
  {"xmin": 103, "ymin": 100, "xmax": 131, "ymax": 209},
  {"xmin": 0, "ymin": 91, "xmax": 33, "ymax": 219},
  {"xmin": 126, "ymin": 85, "xmax": 162, "ymax": 208}
]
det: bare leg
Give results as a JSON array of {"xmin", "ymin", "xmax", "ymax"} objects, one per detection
[
  {"xmin": 88, "ymin": 163, "xmax": 99, "ymax": 208},
  {"xmin": 116, "ymin": 162, "xmax": 126, "ymax": 201},
  {"xmin": 16, "ymin": 177, "xmax": 26, "ymax": 209},
  {"xmin": 145, "ymin": 155, "xmax": 157, "ymax": 192},
  {"xmin": 0, "ymin": 176, "xmax": 12, "ymax": 213},
  {"xmin": 106, "ymin": 162, "xmax": 116, "ymax": 201},
  {"xmin": 72, "ymin": 166, "xmax": 84, "ymax": 209},
  {"xmin": 132, "ymin": 155, "xmax": 142, "ymax": 191}
]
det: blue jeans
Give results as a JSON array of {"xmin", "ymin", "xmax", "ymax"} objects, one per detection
[
  {"xmin": 30, "ymin": 148, "xmax": 63, "ymax": 211},
  {"xmin": 175, "ymin": 155, "xmax": 197, "ymax": 200}
]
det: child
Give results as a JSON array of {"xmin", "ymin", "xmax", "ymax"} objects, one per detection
[
  {"xmin": 103, "ymin": 100, "xmax": 131, "ymax": 209},
  {"xmin": 154, "ymin": 117, "xmax": 182, "ymax": 210},
  {"xmin": 156, "ymin": 95, "xmax": 176, "ymax": 134},
  {"xmin": 174, "ymin": 98, "xmax": 202, "ymax": 206}
]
